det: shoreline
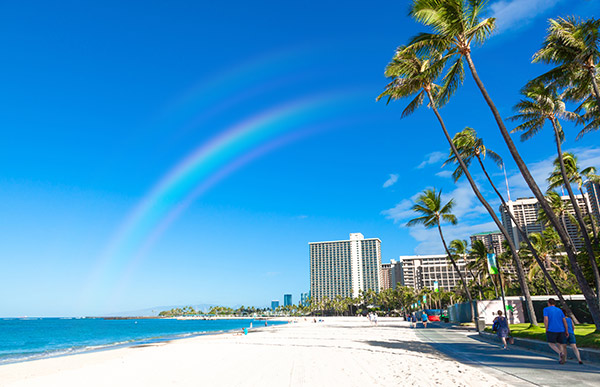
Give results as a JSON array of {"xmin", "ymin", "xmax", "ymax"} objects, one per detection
[
  {"xmin": 0, "ymin": 318, "xmax": 288, "ymax": 367},
  {"xmin": 0, "ymin": 317, "xmax": 507, "ymax": 386}
]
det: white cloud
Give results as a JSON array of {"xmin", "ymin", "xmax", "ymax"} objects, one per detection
[
  {"xmin": 417, "ymin": 151, "xmax": 446, "ymax": 169},
  {"xmin": 490, "ymin": 0, "xmax": 565, "ymax": 33},
  {"xmin": 435, "ymin": 170, "xmax": 454, "ymax": 178},
  {"xmin": 505, "ymin": 146, "xmax": 600, "ymax": 199},
  {"xmin": 409, "ymin": 221, "xmax": 499, "ymax": 254},
  {"xmin": 383, "ymin": 173, "xmax": 399, "ymax": 188},
  {"xmin": 382, "ymin": 180, "xmax": 488, "ymax": 225}
]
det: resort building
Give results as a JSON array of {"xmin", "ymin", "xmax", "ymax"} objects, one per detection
[
  {"xmin": 283, "ymin": 294, "xmax": 292, "ymax": 307},
  {"xmin": 309, "ymin": 233, "xmax": 382, "ymax": 301},
  {"xmin": 399, "ymin": 254, "xmax": 472, "ymax": 291},
  {"xmin": 389, "ymin": 259, "xmax": 404, "ymax": 288},
  {"xmin": 271, "ymin": 300, "xmax": 279, "ymax": 310},
  {"xmin": 585, "ymin": 181, "xmax": 600, "ymax": 224},
  {"xmin": 380, "ymin": 263, "xmax": 392, "ymax": 291},
  {"xmin": 499, "ymin": 195, "xmax": 591, "ymax": 251},
  {"xmin": 470, "ymin": 231, "xmax": 506, "ymax": 254}
]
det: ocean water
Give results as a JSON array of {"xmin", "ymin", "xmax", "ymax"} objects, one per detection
[{"xmin": 0, "ymin": 317, "xmax": 284, "ymax": 364}]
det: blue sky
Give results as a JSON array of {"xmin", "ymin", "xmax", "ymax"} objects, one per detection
[{"xmin": 0, "ymin": 0, "xmax": 598, "ymax": 316}]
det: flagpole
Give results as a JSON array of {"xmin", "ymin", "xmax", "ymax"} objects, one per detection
[{"xmin": 493, "ymin": 244, "xmax": 507, "ymax": 315}]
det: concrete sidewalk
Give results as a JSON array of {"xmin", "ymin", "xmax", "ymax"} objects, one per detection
[{"xmin": 414, "ymin": 323, "xmax": 600, "ymax": 386}]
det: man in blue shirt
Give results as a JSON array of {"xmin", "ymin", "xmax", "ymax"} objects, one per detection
[{"xmin": 543, "ymin": 298, "xmax": 569, "ymax": 364}]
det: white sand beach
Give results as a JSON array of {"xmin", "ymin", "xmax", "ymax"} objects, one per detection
[{"xmin": 0, "ymin": 318, "xmax": 506, "ymax": 387}]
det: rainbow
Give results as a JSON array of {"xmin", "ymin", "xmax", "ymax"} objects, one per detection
[{"xmin": 84, "ymin": 92, "xmax": 359, "ymax": 303}]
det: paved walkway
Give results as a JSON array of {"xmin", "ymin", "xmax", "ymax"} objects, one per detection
[{"xmin": 414, "ymin": 323, "xmax": 600, "ymax": 386}]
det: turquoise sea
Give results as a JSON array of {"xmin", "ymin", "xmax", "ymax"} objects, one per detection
[{"xmin": 0, "ymin": 318, "xmax": 284, "ymax": 364}]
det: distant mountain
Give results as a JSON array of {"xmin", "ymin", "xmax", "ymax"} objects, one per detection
[{"xmin": 103, "ymin": 303, "xmax": 218, "ymax": 317}]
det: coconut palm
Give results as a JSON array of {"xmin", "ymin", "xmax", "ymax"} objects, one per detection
[
  {"xmin": 406, "ymin": 188, "xmax": 476, "ymax": 321},
  {"xmin": 524, "ymin": 231, "xmax": 569, "ymax": 282},
  {"xmin": 538, "ymin": 191, "xmax": 579, "ymax": 247},
  {"xmin": 511, "ymin": 82, "xmax": 600, "ymax": 302},
  {"xmin": 548, "ymin": 152, "xmax": 600, "ymax": 238},
  {"xmin": 532, "ymin": 17, "xmax": 600, "ymax": 107},
  {"xmin": 449, "ymin": 239, "xmax": 484, "ymax": 299},
  {"xmin": 379, "ymin": 44, "xmax": 538, "ymax": 324},
  {"xmin": 445, "ymin": 127, "xmax": 578, "ymax": 319},
  {"xmin": 468, "ymin": 239, "xmax": 499, "ymax": 298},
  {"xmin": 407, "ymin": 0, "xmax": 600, "ymax": 328},
  {"xmin": 436, "ymin": 126, "xmax": 539, "ymax": 324}
]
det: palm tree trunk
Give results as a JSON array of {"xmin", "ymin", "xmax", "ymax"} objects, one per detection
[
  {"xmin": 425, "ymin": 88, "xmax": 538, "ymax": 326},
  {"xmin": 476, "ymin": 155, "xmax": 580, "ymax": 323},
  {"xmin": 437, "ymin": 224, "xmax": 476, "ymax": 323},
  {"xmin": 589, "ymin": 67, "xmax": 600, "ymax": 107},
  {"xmin": 550, "ymin": 118, "xmax": 600, "ymax": 303},
  {"xmin": 464, "ymin": 51, "xmax": 600, "ymax": 330},
  {"xmin": 581, "ymin": 187, "xmax": 598, "ymax": 239}
]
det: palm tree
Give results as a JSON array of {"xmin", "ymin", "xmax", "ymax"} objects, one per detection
[
  {"xmin": 407, "ymin": 0, "xmax": 600, "ymax": 329},
  {"xmin": 547, "ymin": 152, "xmax": 600, "ymax": 238},
  {"xmin": 511, "ymin": 82, "xmax": 600, "ymax": 302},
  {"xmin": 379, "ymin": 44, "xmax": 538, "ymax": 324},
  {"xmin": 445, "ymin": 127, "xmax": 578, "ymax": 320},
  {"xmin": 449, "ymin": 239, "xmax": 484, "ymax": 300},
  {"xmin": 532, "ymin": 17, "xmax": 600, "ymax": 107},
  {"xmin": 538, "ymin": 191, "xmax": 579, "ymax": 247},
  {"xmin": 406, "ymin": 188, "xmax": 476, "ymax": 322},
  {"xmin": 438, "ymin": 127, "xmax": 538, "ymax": 324},
  {"xmin": 468, "ymin": 239, "xmax": 499, "ymax": 298}
]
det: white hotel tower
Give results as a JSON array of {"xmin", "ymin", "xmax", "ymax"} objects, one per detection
[{"xmin": 309, "ymin": 233, "xmax": 382, "ymax": 301}]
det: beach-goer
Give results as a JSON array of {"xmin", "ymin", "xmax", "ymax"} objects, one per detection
[
  {"xmin": 492, "ymin": 310, "xmax": 510, "ymax": 349},
  {"xmin": 373, "ymin": 313, "xmax": 378, "ymax": 326},
  {"xmin": 264, "ymin": 321, "xmax": 268, "ymax": 327},
  {"xmin": 561, "ymin": 308, "xmax": 583, "ymax": 364},
  {"xmin": 411, "ymin": 312, "xmax": 417, "ymax": 328},
  {"xmin": 421, "ymin": 312, "xmax": 428, "ymax": 328},
  {"xmin": 543, "ymin": 298, "xmax": 569, "ymax": 364},
  {"xmin": 249, "ymin": 322, "xmax": 253, "ymax": 329}
]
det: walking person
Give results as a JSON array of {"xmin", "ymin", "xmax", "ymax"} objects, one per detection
[
  {"xmin": 493, "ymin": 310, "xmax": 510, "ymax": 349},
  {"xmin": 562, "ymin": 308, "xmax": 583, "ymax": 364},
  {"xmin": 543, "ymin": 298, "xmax": 569, "ymax": 364},
  {"xmin": 411, "ymin": 312, "xmax": 417, "ymax": 328},
  {"xmin": 421, "ymin": 311, "xmax": 428, "ymax": 328}
]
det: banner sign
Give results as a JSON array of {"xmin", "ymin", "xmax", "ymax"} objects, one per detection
[
  {"xmin": 434, "ymin": 281, "xmax": 439, "ymax": 293},
  {"xmin": 423, "ymin": 295, "xmax": 427, "ymax": 302},
  {"xmin": 487, "ymin": 253, "xmax": 499, "ymax": 274}
]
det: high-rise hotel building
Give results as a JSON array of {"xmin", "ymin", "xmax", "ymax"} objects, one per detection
[
  {"xmin": 499, "ymin": 195, "xmax": 591, "ymax": 250},
  {"xmin": 309, "ymin": 233, "xmax": 382, "ymax": 301}
]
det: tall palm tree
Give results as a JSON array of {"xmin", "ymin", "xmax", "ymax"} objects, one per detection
[
  {"xmin": 548, "ymin": 152, "xmax": 600, "ymax": 238},
  {"xmin": 511, "ymin": 82, "xmax": 600, "ymax": 301},
  {"xmin": 468, "ymin": 239, "xmax": 498, "ymax": 298},
  {"xmin": 438, "ymin": 127, "xmax": 538, "ymax": 324},
  {"xmin": 532, "ymin": 17, "xmax": 600, "ymax": 107},
  {"xmin": 407, "ymin": 0, "xmax": 600, "ymax": 329},
  {"xmin": 378, "ymin": 44, "xmax": 537, "ymax": 324},
  {"xmin": 450, "ymin": 239, "xmax": 484, "ymax": 299},
  {"xmin": 406, "ymin": 188, "xmax": 476, "ymax": 322},
  {"xmin": 538, "ymin": 191, "xmax": 578, "ymax": 247},
  {"xmin": 445, "ymin": 127, "xmax": 578, "ymax": 320}
]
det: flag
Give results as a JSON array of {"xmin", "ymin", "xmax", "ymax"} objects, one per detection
[
  {"xmin": 487, "ymin": 253, "xmax": 499, "ymax": 274},
  {"xmin": 423, "ymin": 295, "xmax": 427, "ymax": 302},
  {"xmin": 434, "ymin": 281, "xmax": 439, "ymax": 293}
]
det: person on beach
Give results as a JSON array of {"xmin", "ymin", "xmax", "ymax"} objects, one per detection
[
  {"xmin": 561, "ymin": 308, "xmax": 583, "ymax": 364},
  {"xmin": 421, "ymin": 312, "xmax": 428, "ymax": 328},
  {"xmin": 411, "ymin": 312, "xmax": 417, "ymax": 328},
  {"xmin": 492, "ymin": 310, "xmax": 510, "ymax": 349},
  {"xmin": 543, "ymin": 298, "xmax": 569, "ymax": 364},
  {"xmin": 373, "ymin": 313, "xmax": 378, "ymax": 326}
]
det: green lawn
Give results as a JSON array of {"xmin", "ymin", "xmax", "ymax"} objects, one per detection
[{"xmin": 484, "ymin": 323, "xmax": 600, "ymax": 349}]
